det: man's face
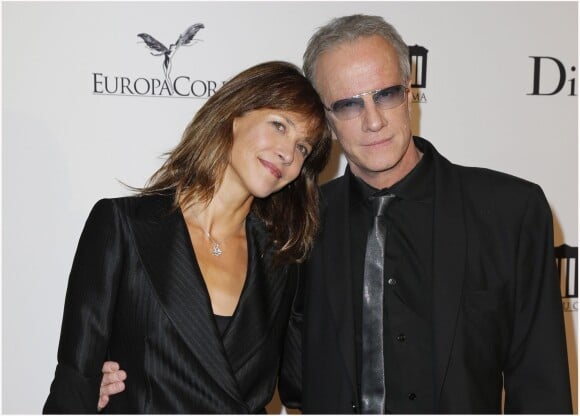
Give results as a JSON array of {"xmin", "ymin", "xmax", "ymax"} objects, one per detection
[{"xmin": 314, "ymin": 35, "xmax": 417, "ymax": 188}]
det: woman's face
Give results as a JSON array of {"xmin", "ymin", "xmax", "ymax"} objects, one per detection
[{"xmin": 227, "ymin": 108, "xmax": 315, "ymax": 199}]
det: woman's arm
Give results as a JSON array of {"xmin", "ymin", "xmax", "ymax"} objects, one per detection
[{"xmin": 44, "ymin": 199, "xmax": 125, "ymax": 414}]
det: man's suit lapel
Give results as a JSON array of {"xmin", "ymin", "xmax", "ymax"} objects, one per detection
[
  {"xmin": 321, "ymin": 177, "xmax": 359, "ymax": 397},
  {"xmin": 127, "ymin": 195, "xmax": 245, "ymax": 406},
  {"xmin": 428, "ymin": 141, "xmax": 467, "ymax": 408}
]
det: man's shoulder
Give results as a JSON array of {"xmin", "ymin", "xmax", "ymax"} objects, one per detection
[
  {"xmin": 320, "ymin": 175, "xmax": 347, "ymax": 196},
  {"xmin": 454, "ymin": 164, "xmax": 540, "ymax": 195},
  {"xmin": 318, "ymin": 176, "xmax": 349, "ymax": 209},
  {"xmin": 447, "ymin": 164, "xmax": 548, "ymax": 213},
  {"xmin": 420, "ymin": 135, "xmax": 538, "ymax": 189}
]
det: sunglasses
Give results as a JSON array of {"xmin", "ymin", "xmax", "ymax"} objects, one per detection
[{"xmin": 324, "ymin": 84, "xmax": 408, "ymax": 121}]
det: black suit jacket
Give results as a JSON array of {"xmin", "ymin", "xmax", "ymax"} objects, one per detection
[
  {"xmin": 44, "ymin": 193, "xmax": 296, "ymax": 413},
  {"xmin": 279, "ymin": 137, "xmax": 572, "ymax": 414}
]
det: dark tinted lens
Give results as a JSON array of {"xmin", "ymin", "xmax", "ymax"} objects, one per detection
[
  {"xmin": 331, "ymin": 97, "xmax": 364, "ymax": 119},
  {"xmin": 374, "ymin": 85, "xmax": 405, "ymax": 109}
]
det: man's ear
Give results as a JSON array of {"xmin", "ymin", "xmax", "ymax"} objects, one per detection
[
  {"xmin": 327, "ymin": 119, "xmax": 339, "ymax": 141},
  {"xmin": 406, "ymin": 80, "xmax": 413, "ymax": 117}
]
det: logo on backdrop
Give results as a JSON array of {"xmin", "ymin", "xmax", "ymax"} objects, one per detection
[
  {"xmin": 409, "ymin": 45, "xmax": 428, "ymax": 103},
  {"xmin": 528, "ymin": 56, "xmax": 577, "ymax": 96},
  {"xmin": 555, "ymin": 244, "xmax": 578, "ymax": 312},
  {"xmin": 137, "ymin": 24, "xmax": 204, "ymax": 94},
  {"xmin": 93, "ymin": 23, "xmax": 222, "ymax": 98}
]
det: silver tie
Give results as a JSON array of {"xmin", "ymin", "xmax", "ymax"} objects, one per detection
[{"xmin": 360, "ymin": 193, "xmax": 395, "ymax": 413}]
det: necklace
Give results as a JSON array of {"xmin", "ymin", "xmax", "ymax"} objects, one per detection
[
  {"xmin": 203, "ymin": 230, "xmax": 224, "ymax": 257},
  {"xmin": 191, "ymin": 212, "xmax": 242, "ymax": 257}
]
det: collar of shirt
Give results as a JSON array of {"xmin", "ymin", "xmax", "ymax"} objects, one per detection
[{"xmin": 348, "ymin": 137, "xmax": 434, "ymax": 208}]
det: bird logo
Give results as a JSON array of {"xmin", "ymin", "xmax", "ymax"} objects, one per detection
[{"xmin": 137, "ymin": 23, "xmax": 205, "ymax": 93}]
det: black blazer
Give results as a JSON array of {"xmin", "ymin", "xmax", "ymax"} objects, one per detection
[
  {"xmin": 279, "ymin": 137, "xmax": 572, "ymax": 414},
  {"xmin": 44, "ymin": 193, "xmax": 296, "ymax": 413}
]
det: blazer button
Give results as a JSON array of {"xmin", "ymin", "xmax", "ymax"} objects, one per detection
[
  {"xmin": 387, "ymin": 278, "xmax": 397, "ymax": 286},
  {"xmin": 396, "ymin": 333, "xmax": 406, "ymax": 342},
  {"xmin": 408, "ymin": 392, "xmax": 417, "ymax": 400}
]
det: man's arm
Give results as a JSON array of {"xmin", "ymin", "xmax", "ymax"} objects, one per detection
[
  {"xmin": 503, "ymin": 185, "xmax": 572, "ymax": 413},
  {"xmin": 98, "ymin": 362, "xmax": 127, "ymax": 411}
]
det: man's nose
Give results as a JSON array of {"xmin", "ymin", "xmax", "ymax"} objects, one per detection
[{"xmin": 361, "ymin": 98, "xmax": 387, "ymax": 132}]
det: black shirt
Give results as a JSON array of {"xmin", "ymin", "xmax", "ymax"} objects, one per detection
[
  {"xmin": 213, "ymin": 314, "xmax": 231, "ymax": 337},
  {"xmin": 349, "ymin": 138, "xmax": 435, "ymax": 413}
]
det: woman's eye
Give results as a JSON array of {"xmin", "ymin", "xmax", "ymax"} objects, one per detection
[
  {"xmin": 297, "ymin": 144, "xmax": 310, "ymax": 157},
  {"xmin": 272, "ymin": 121, "xmax": 286, "ymax": 133}
]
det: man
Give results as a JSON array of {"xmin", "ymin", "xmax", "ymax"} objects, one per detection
[
  {"xmin": 277, "ymin": 14, "xmax": 571, "ymax": 414},
  {"xmin": 99, "ymin": 14, "xmax": 572, "ymax": 413}
]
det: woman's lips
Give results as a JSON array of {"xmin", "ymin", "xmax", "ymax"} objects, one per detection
[{"xmin": 259, "ymin": 159, "xmax": 282, "ymax": 179}]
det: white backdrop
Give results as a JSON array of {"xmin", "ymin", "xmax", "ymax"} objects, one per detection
[{"xmin": 3, "ymin": 1, "xmax": 577, "ymax": 413}]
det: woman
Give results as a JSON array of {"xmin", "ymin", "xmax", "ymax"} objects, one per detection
[{"xmin": 43, "ymin": 61, "xmax": 330, "ymax": 414}]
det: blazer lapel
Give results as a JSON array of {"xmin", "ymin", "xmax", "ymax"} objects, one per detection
[
  {"xmin": 321, "ymin": 177, "xmax": 359, "ymax": 397},
  {"xmin": 429, "ymin": 142, "xmax": 467, "ymax": 407},
  {"xmin": 221, "ymin": 214, "xmax": 290, "ymax": 372},
  {"xmin": 127, "ymin": 195, "xmax": 245, "ymax": 406}
]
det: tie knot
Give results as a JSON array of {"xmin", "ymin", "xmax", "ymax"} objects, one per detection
[{"xmin": 371, "ymin": 193, "xmax": 395, "ymax": 217}]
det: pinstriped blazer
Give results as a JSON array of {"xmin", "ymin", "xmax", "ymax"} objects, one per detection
[{"xmin": 44, "ymin": 193, "xmax": 296, "ymax": 414}]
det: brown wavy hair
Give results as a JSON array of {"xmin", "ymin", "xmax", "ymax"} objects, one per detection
[{"xmin": 139, "ymin": 61, "xmax": 331, "ymax": 265}]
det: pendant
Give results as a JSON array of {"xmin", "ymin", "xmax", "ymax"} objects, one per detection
[{"xmin": 211, "ymin": 242, "xmax": 223, "ymax": 256}]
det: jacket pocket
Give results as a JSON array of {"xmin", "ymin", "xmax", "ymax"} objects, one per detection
[{"xmin": 460, "ymin": 286, "xmax": 511, "ymax": 368}]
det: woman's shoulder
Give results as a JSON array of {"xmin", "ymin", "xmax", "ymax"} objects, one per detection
[{"xmin": 90, "ymin": 192, "xmax": 176, "ymax": 222}]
